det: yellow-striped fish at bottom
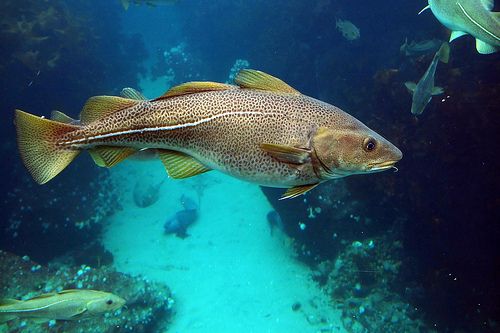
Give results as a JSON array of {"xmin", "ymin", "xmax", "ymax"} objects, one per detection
[
  {"xmin": 14, "ymin": 70, "xmax": 402, "ymax": 199},
  {"xmin": 0, "ymin": 289, "xmax": 125, "ymax": 323}
]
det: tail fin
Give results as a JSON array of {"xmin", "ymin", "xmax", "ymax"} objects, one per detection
[
  {"xmin": 437, "ymin": 42, "xmax": 450, "ymax": 64},
  {"xmin": 15, "ymin": 109, "xmax": 81, "ymax": 184}
]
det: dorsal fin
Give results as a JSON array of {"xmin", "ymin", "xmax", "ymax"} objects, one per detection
[
  {"xmin": 280, "ymin": 183, "xmax": 319, "ymax": 200},
  {"xmin": 80, "ymin": 96, "xmax": 139, "ymax": 124},
  {"xmin": 156, "ymin": 82, "xmax": 234, "ymax": 100},
  {"xmin": 235, "ymin": 69, "xmax": 300, "ymax": 95},
  {"xmin": 28, "ymin": 293, "xmax": 57, "ymax": 300},
  {"xmin": 51, "ymin": 110, "xmax": 77, "ymax": 124},
  {"xmin": 120, "ymin": 87, "xmax": 147, "ymax": 100},
  {"xmin": 0, "ymin": 298, "xmax": 21, "ymax": 306}
]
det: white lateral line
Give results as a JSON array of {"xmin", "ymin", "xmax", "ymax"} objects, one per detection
[{"xmin": 64, "ymin": 111, "xmax": 279, "ymax": 145}]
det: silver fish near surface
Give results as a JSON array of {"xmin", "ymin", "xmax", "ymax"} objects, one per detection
[{"xmin": 405, "ymin": 43, "xmax": 450, "ymax": 116}]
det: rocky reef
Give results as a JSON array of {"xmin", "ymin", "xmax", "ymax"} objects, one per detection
[{"xmin": 0, "ymin": 251, "xmax": 173, "ymax": 333}]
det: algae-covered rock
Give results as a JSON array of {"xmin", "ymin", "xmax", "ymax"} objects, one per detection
[{"xmin": 0, "ymin": 251, "xmax": 173, "ymax": 333}]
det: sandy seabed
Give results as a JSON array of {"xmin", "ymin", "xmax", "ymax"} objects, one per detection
[{"xmin": 103, "ymin": 161, "xmax": 345, "ymax": 333}]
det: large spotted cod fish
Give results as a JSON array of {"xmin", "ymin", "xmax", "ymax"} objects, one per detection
[{"xmin": 15, "ymin": 70, "xmax": 402, "ymax": 199}]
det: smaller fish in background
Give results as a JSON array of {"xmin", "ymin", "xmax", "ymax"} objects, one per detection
[
  {"xmin": 133, "ymin": 177, "xmax": 165, "ymax": 208},
  {"xmin": 120, "ymin": 0, "xmax": 179, "ymax": 10},
  {"xmin": 400, "ymin": 38, "xmax": 444, "ymax": 57},
  {"xmin": 164, "ymin": 195, "xmax": 199, "ymax": 238},
  {"xmin": 336, "ymin": 19, "xmax": 360, "ymax": 41},
  {"xmin": 405, "ymin": 42, "xmax": 450, "ymax": 116},
  {"xmin": 266, "ymin": 210, "xmax": 284, "ymax": 237},
  {"xmin": 0, "ymin": 289, "xmax": 125, "ymax": 324}
]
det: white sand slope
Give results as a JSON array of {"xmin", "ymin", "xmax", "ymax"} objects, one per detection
[{"xmin": 103, "ymin": 160, "xmax": 345, "ymax": 333}]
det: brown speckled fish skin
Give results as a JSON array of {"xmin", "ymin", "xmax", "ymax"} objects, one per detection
[{"xmin": 60, "ymin": 87, "xmax": 400, "ymax": 188}]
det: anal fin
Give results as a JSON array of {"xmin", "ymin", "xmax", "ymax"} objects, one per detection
[
  {"xmin": 476, "ymin": 38, "xmax": 498, "ymax": 54},
  {"xmin": 89, "ymin": 146, "xmax": 137, "ymax": 168},
  {"xmin": 158, "ymin": 149, "xmax": 211, "ymax": 179},
  {"xmin": 280, "ymin": 184, "xmax": 319, "ymax": 200}
]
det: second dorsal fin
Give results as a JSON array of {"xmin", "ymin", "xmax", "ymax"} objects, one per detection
[
  {"xmin": 51, "ymin": 110, "xmax": 78, "ymax": 124},
  {"xmin": 235, "ymin": 69, "xmax": 300, "ymax": 95},
  {"xmin": 156, "ymin": 82, "xmax": 235, "ymax": 100},
  {"xmin": 120, "ymin": 87, "xmax": 148, "ymax": 100},
  {"xmin": 80, "ymin": 96, "xmax": 139, "ymax": 124}
]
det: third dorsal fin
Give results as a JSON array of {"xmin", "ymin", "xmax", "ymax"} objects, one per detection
[
  {"xmin": 156, "ymin": 82, "xmax": 235, "ymax": 100},
  {"xmin": 80, "ymin": 96, "xmax": 139, "ymax": 124},
  {"xmin": 235, "ymin": 69, "xmax": 300, "ymax": 95}
]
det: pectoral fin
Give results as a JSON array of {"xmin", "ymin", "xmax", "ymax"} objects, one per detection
[
  {"xmin": 431, "ymin": 86, "xmax": 444, "ymax": 95},
  {"xmin": 260, "ymin": 143, "xmax": 311, "ymax": 165},
  {"xmin": 88, "ymin": 146, "xmax": 138, "ymax": 168},
  {"xmin": 476, "ymin": 39, "xmax": 498, "ymax": 54},
  {"xmin": 280, "ymin": 184, "xmax": 319, "ymax": 200},
  {"xmin": 158, "ymin": 149, "xmax": 211, "ymax": 179},
  {"xmin": 404, "ymin": 82, "xmax": 417, "ymax": 93},
  {"xmin": 450, "ymin": 30, "xmax": 467, "ymax": 42}
]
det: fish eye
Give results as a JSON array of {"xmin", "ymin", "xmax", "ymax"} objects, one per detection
[
  {"xmin": 363, "ymin": 138, "xmax": 377, "ymax": 152},
  {"xmin": 106, "ymin": 300, "xmax": 113, "ymax": 305}
]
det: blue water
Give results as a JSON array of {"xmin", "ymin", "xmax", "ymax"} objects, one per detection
[{"xmin": 1, "ymin": 1, "xmax": 499, "ymax": 332}]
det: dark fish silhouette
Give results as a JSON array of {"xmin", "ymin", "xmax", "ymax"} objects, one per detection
[
  {"xmin": 164, "ymin": 195, "xmax": 199, "ymax": 238},
  {"xmin": 133, "ymin": 178, "xmax": 165, "ymax": 208},
  {"xmin": 267, "ymin": 210, "xmax": 284, "ymax": 236}
]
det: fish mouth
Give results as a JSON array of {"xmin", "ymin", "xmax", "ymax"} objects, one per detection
[{"xmin": 367, "ymin": 160, "xmax": 400, "ymax": 172}]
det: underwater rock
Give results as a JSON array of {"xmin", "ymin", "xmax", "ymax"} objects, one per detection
[
  {"xmin": 0, "ymin": 250, "xmax": 173, "ymax": 332},
  {"xmin": 132, "ymin": 178, "xmax": 165, "ymax": 208},
  {"xmin": 164, "ymin": 195, "xmax": 199, "ymax": 238}
]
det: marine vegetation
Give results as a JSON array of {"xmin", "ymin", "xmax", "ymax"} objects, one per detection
[{"xmin": 14, "ymin": 70, "xmax": 401, "ymax": 199}]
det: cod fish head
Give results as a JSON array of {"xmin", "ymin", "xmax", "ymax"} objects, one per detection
[
  {"xmin": 312, "ymin": 121, "xmax": 402, "ymax": 178},
  {"xmin": 86, "ymin": 292, "xmax": 126, "ymax": 314}
]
